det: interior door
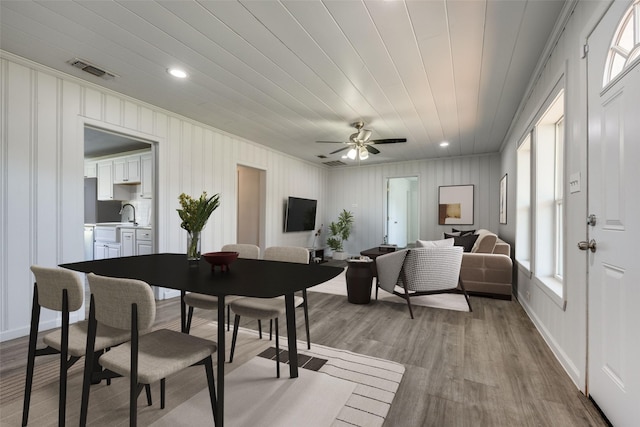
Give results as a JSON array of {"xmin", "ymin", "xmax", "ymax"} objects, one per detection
[{"xmin": 586, "ymin": 2, "xmax": 640, "ymax": 425}]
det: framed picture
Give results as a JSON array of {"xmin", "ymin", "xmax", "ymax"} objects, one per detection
[
  {"xmin": 499, "ymin": 174, "xmax": 507, "ymax": 224},
  {"xmin": 438, "ymin": 185, "xmax": 474, "ymax": 225}
]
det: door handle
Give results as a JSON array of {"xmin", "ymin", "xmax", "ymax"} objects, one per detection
[{"xmin": 577, "ymin": 239, "xmax": 597, "ymax": 253}]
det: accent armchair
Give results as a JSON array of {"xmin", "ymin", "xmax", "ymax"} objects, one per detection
[{"xmin": 376, "ymin": 246, "xmax": 472, "ymax": 318}]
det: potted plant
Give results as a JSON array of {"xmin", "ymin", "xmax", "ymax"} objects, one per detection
[
  {"xmin": 177, "ymin": 191, "xmax": 220, "ymax": 260},
  {"xmin": 327, "ymin": 209, "xmax": 354, "ymax": 260}
]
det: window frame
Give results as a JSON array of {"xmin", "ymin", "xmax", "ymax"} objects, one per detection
[{"xmin": 516, "ymin": 79, "xmax": 567, "ymax": 310}]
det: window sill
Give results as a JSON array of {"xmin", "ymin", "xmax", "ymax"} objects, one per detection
[{"xmin": 533, "ymin": 275, "xmax": 566, "ymax": 310}]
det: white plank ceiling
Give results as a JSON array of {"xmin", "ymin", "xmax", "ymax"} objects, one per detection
[{"xmin": 0, "ymin": 0, "xmax": 566, "ymax": 166}]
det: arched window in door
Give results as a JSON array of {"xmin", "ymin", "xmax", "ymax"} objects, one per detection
[{"xmin": 603, "ymin": 0, "xmax": 640, "ymax": 86}]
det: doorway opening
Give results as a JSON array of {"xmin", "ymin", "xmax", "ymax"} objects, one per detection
[
  {"xmin": 385, "ymin": 176, "xmax": 419, "ymax": 247},
  {"xmin": 83, "ymin": 124, "xmax": 158, "ymax": 261},
  {"xmin": 237, "ymin": 165, "xmax": 266, "ymax": 250}
]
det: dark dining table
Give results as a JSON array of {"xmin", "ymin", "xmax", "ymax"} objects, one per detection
[{"xmin": 61, "ymin": 253, "xmax": 343, "ymax": 427}]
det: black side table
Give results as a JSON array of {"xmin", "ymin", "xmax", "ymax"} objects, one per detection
[{"xmin": 346, "ymin": 258, "xmax": 374, "ymax": 304}]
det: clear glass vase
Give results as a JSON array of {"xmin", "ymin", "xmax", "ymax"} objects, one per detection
[{"xmin": 187, "ymin": 230, "xmax": 201, "ymax": 261}]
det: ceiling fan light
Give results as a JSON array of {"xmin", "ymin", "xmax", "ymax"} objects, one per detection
[
  {"xmin": 359, "ymin": 146, "xmax": 369, "ymax": 160},
  {"xmin": 347, "ymin": 148, "xmax": 357, "ymax": 160}
]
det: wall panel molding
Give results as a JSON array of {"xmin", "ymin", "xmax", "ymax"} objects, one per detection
[{"xmin": 0, "ymin": 52, "xmax": 329, "ymax": 341}]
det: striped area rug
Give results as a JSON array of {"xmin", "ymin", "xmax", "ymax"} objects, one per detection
[
  {"xmin": 152, "ymin": 325, "xmax": 405, "ymax": 427},
  {"xmin": 296, "ymin": 342, "xmax": 405, "ymax": 426}
]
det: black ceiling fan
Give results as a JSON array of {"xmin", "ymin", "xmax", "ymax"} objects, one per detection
[{"xmin": 316, "ymin": 122, "xmax": 406, "ymax": 160}]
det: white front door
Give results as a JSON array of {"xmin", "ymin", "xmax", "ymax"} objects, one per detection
[{"xmin": 587, "ymin": 1, "xmax": 640, "ymax": 425}]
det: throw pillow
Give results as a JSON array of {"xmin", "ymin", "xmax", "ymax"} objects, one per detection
[
  {"xmin": 452, "ymin": 228, "xmax": 476, "ymax": 236},
  {"xmin": 416, "ymin": 238, "xmax": 454, "ymax": 248},
  {"xmin": 444, "ymin": 233, "xmax": 479, "ymax": 252}
]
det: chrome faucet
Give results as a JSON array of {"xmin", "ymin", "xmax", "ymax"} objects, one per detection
[{"xmin": 120, "ymin": 203, "xmax": 137, "ymax": 225}]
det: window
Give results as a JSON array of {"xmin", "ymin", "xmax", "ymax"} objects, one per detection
[
  {"xmin": 516, "ymin": 133, "xmax": 531, "ymax": 270},
  {"xmin": 517, "ymin": 88, "xmax": 565, "ymax": 307},
  {"xmin": 554, "ymin": 118, "xmax": 564, "ymax": 279},
  {"xmin": 604, "ymin": 0, "xmax": 640, "ymax": 86}
]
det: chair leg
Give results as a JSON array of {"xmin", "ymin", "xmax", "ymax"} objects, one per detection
[
  {"xmin": 227, "ymin": 305, "xmax": 231, "ymax": 331},
  {"xmin": 400, "ymin": 270, "xmax": 414, "ymax": 319},
  {"xmin": 185, "ymin": 306, "xmax": 194, "ymax": 334},
  {"xmin": 204, "ymin": 356, "xmax": 217, "ymax": 425},
  {"xmin": 80, "ymin": 295, "xmax": 98, "ymax": 427},
  {"xmin": 58, "ymin": 289, "xmax": 70, "ymax": 427},
  {"xmin": 302, "ymin": 290, "xmax": 311, "ymax": 350},
  {"xmin": 375, "ymin": 278, "xmax": 379, "ymax": 300},
  {"xmin": 146, "ymin": 384, "xmax": 153, "ymax": 407},
  {"xmin": 229, "ymin": 314, "xmax": 240, "ymax": 363},
  {"xmin": 459, "ymin": 278, "xmax": 473, "ymax": 312},
  {"xmin": 258, "ymin": 319, "xmax": 263, "ymax": 339},
  {"xmin": 22, "ymin": 285, "xmax": 40, "ymax": 427},
  {"xmin": 405, "ymin": 295, "xmax": 415, "ymax": 320},
  {"xmin": 274, "ymin": 318, "xmax": 280, "ymax": 379},
  {"xmin": 130, "ymin": 304, "xmax": 140, "ymax": 427},
  {"xmin": 269, "ymin": 319, "xmax": 272, "ymax": 341},
  {"xmin": 160, "ymin": 379, "xmax": 165, "ymax": 409}
]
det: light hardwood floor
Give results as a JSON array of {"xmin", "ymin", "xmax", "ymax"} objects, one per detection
[{"xmin": 1, "ymin": 292, "xmax": 607, "ymax": 426}]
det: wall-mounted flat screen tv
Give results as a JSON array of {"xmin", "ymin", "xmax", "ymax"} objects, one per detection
[{"xmin": 284, "ymin": 196, "xmax": 317, "ymax": 232}]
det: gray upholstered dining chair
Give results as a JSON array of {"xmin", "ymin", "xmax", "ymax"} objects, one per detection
[
  {"xmin": 22, "ymin": 265, "xmax": 144, "ymax": 427},
  {"xmin": 376, "ymin": 246, "xmax": 472, "ymax": 318},
  {"xmin": 81, "ymin": 273, "xmax": 218, "ymax": 427},
  {"xmin": 228, "ymin": 246, "xmax": 310, "ymax": 378},
  {"xmin": 183, "ymin": 243, "xmax": 260, "ymax": 333}
]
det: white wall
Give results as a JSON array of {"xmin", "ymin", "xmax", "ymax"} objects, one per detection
[
  {"xmin": 0, "ymin": 52, "xmax": 328, "ymax": 341},
  {"xmin": 325, "ymin": 154, "xmax": 502, "ymax": 256},
  {"xmin": 498, "ymin": 1, "xmax": 611, "ymax": 391}
]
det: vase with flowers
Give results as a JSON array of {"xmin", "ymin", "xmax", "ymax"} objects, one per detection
[{"xmin": 177, "ymin": 191, "xmax": 220, "ymax": 261}]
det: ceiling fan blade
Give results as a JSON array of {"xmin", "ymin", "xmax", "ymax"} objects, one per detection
[
  {"xmin": 369, "ymin": 138, "xmax": 407, "ymax": 144},
  {"xmin": 329, "ymin": 146, "xmax": 351, "ymax": 155},
  {"xmin": 316, "ymin": 140, "xmax": 346, "ymax": 144},
  {"xmin": 358, "ymin": 129, "xmax": 372, "ymax": 142},
  {"xmin": 365, "ymin": 145, "xmax": 380, "ymax": 155}
]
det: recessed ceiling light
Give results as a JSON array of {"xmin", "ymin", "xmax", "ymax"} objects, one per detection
[
  {"xmin": 440, "ymin": 141, "xmax": 449, "ymax": 147},
  {"xmin": 167, "ymin": 68, "xmax": 188, "ymax": 79}
]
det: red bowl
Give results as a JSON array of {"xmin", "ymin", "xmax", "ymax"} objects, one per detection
[{"xmin": 202, "ymin": 251, "xmax": 239, "ymax": 272}]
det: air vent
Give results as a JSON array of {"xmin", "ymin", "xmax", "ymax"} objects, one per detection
[
  {"xmin": 68, "ymin": 58, "xmax": 118, "ymax": 80},
  {"xmin": 323, "ymin": 160, "xmax": 347, "ymax": 167}
]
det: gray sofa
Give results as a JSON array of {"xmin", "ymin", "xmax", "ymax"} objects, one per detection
[{"xmin": 459, "ymin": 229, "xmax": 513, "ymax": 299}]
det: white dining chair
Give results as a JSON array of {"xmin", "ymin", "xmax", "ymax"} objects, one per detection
[
  {"xmin": 183, "ymin": 243, "xmax": 260, "ymax": 332},
  {"xmin": 228, "ymin": 246, "xmax": 310, "ymax": 378},
  {"xmin": 81, "ymin": 273, "xmax": 218, "ymax": 426}
]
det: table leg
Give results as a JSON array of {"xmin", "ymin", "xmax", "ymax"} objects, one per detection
[
  {"xmin": 217, "ymin": 296, "xmax": 225, "ymax": 426},
  {"xmin": 180, "ymin": 291, "xmax": 186, "ymax": 333},
  {"xmin": 284, "ymin": 293, "xmax": 299, "ymax": 378}
]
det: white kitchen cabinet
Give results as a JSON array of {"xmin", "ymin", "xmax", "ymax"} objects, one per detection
[
  {"xmin": 140, "ymin": 153, "xmax": 153, "ymax": 199},
  {"xmin": 120, "ymin": 229, "xmax": 135, "ymax": 257},
  {"xmin": 113, "ymin": 155, "xmax": 141, "ymax": 184},
  {"xmin": 84, "ymin": 160, "xmax": 97, "ymax": 178},
  {"xmin": 97, "ymin": 160, "xmax": 114, "ymax": 200},
  {"xmin": 136, "ymin": 228, "xmax": 153, "ymax": 255},
  {"xmin": 97, "ymin": 159, "xmax": 131, "ymax": 201},
  {"xmin": 94, "ymin": 242, "xmax": 121, "ymax": 259}
]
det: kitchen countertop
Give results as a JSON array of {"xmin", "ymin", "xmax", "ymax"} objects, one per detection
[{"xmin": 85, "ymin": 223, "xmax": 152, "ymax": 229}]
